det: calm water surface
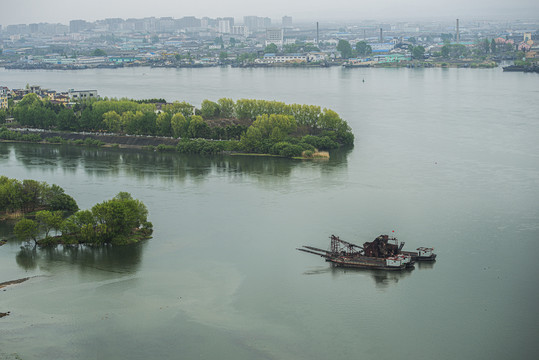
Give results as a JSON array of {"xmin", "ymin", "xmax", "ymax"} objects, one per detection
[{"xmin": 0, "ymin": 67, "xmax": 538, "ymax": 359}]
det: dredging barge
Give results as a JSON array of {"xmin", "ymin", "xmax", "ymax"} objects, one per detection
[{"xmin": 298, "ymin": 234, "xmax": 436, "ymax": 271}]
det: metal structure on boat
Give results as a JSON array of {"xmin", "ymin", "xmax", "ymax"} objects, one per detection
[{"xmin": 298, "ymin": 234, "xmax": 436, "ymax": 271}]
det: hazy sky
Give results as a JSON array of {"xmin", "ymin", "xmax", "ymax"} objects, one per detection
[{"xmin": 2, "ymin": 0, "xmax": 538, "ymax": 26}]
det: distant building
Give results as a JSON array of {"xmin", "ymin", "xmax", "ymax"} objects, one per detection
[
  {"xmin": 266, "ymin": 28, "xmax": 283, "ymax": 47},
  {"xmin": 69, "ymin": 19, "xmax": 91, "ymax": 33},
  {"xmin": 243, "ymin": 16, "xmax": 271, "ymax": 33},
  {"xmin": 231, "ymin": 25, "xmax": 248, "ymax": 37},
  {"xmin": 76, "ymin": 56, "xmax": 108, "ymax": 66},
  {"xmin": 282, "ymin": 16, "xmax": 292, "ymax": 28},
  {"xmin": 177, "ymin": 16, "xmax": 201, "ymax": 29},
  {"xmin": 218, "ymin": 19, "xmax": 232, "ymax": 34},
  {"xmin": 256, "ymin": 53, "xmax": 307, "ymax": 64},
  {"xmin": 369, "ymin": 43, "xmax": 395, "ymax": 53},
  {"xmin": 69, "ymin": 89, "xmax": 98, "ymax": 101},
  {"xmin": 0, "ymin": 86, "xmax": 9, "ymax": 109},
  {"xmin": 157, "ymin": 17, "xmax": 175, "ymax": 33}
]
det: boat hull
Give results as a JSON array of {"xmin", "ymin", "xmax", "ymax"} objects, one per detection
[{"xmin": 327, "ymin": 256, "xmax": 408, "ymax": 271}]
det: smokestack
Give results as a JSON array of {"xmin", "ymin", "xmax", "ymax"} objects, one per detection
[
  {"xmin": 316, "ymin": 22, "xmax": 319, "ymax": 45},
  {"xmin": 456, "ymin": 19, "xmax": 460, "ymax": 43},
  {"xmin": 379, "ymin": 28, "xmax": 383, "ymax": 43}
]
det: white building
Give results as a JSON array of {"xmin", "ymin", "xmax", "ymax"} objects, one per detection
[
  {"xmin": 231, "ymin": 25, "xmax": 248, "ymax": 37},
  {"xmin": 218, "ymin": 19, "xmax": 231, "ymax": 34},
  {"xmin": 76, "ymin": 56, "xmax": 108, "ymax": 66},
  {"xmin": 265, "ymin": 28, "xmax": 283, "ymax": 47},
  {"xmin": 307, "ymin": 52, "xmax": 327, "ymax": 62},
  {"xmin": 256, "ymin": 54, "xmax": 307, "ymax": 64},
  {"xmin": 69, "ymin": 89, "xmax": 98, "ymax": 101},
  {"xmin": 282, "ymin": 16, "xmax": 292, "ymax": 28}
]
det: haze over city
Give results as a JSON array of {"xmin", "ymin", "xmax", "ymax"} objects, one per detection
[{"xmin": 3, "ymin": 0, "xmax": 539, "ymax": 26}]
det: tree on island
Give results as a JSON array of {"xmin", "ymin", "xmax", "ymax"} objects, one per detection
[
  {"xmin": 14, "ymin": 218, "xmax": 39, "ymax": 245},
  {"xmin": 13, "ymin": 192, "xmax": 153, "ymax": 246},
  {"xmin": 0, "ymin": 176, "xmax": 78, "ymax": 215},
  {"xmin": 6, "ymin": 94, "xmax": 355, "ymax": 158}
]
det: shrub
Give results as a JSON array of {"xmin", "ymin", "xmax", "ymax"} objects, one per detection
[
  {"xmin": 271, "ymin": 142, "xmax": 304, "ymax": 158},
  {"xmin": 46, "ymin": 136, "xmax": 64, "ymax": 143},
  {"xmin": 156, "ymin": 144, "xmax": 176, "ymax": 152}
]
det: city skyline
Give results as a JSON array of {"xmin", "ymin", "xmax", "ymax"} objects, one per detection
[{"xmin": 2, "ymin": 0, "xmax": 539, "ymax": 27}]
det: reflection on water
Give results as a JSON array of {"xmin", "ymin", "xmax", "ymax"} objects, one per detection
[
  {"xmin": 15, "ymin": 243, "xmax": 145, "ymax": 274},
  {"xmin": 5, "ymin": 142, "xmax": 350, "ymax": 183},
  {"xmin": 416, "ymin": 260, "xmax": 436, "ymax": 270},
  {"xmin": 303, "ymin": 263, "xmax": 422, "ymax": 289},
  {"xmin": 0, "ymin": 221, "xmax": 15, "ymax": 240}
]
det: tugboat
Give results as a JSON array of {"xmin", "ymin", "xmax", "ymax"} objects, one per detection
[{"xmin": 298, "ymin": 234, "xmax": 436, "ymax": 271}]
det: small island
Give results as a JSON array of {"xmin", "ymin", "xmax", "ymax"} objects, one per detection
[
  {"xmin": 1, "ymin": 176, "xmax": 152, "ymax": 246},
  {"xmin": 1, "ymin": 92, "xmax": 354, "ymax": 159}
]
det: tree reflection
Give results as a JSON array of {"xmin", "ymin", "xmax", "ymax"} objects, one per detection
[
  {"xmin": 16, "ymin": 245, "xmax": 39, "ymax": 270},
  {"xmin": 15, "ymin": 242, "xmax": 145, "ymax": 274},
  {"xmin": 7, "ymin": 142, "xmax": 351, "ymax": 184}
]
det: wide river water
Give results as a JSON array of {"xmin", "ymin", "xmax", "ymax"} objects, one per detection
[{"xmin": 0, "ymin": 66, "xmax": 538, "ymax": 360}]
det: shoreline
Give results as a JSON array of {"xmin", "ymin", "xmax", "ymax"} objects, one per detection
[
  {"xmin": 1, "ymin": 130, "xmax": 333, "ymax": 159},
  {"xmin": 0, "ymin": 277, "xmax": 30, "ymax": 290},
  {"xmin": 1, "ymin": 59, "xmax": 502, "ymax": 71}
]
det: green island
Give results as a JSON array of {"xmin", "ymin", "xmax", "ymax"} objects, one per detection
[
  {"xmin": 1, "ymin": 176, "xmax": 153, "ymax": 246},
  {"xmin": 0, "ymin": 94, "xmax": 354, "ymax": 159}
]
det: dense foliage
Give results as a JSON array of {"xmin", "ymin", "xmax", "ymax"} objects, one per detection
[
  {"xmin": 9, "ymin": 95, "xmax": 354, "ymax": 157},
  {"xmin": 13, "ymin": 192, "xmax": 152, "ymax": 246},
  {"xmin": 0, "ymin": 176, "xmax": 78, "ymax": 214}
]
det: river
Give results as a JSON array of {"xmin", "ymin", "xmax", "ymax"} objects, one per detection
[{"xmin": 0, "ymin": 66, "xmax": 538, "ymax": 360}]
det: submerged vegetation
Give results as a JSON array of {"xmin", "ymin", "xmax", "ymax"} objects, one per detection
[
  {"xmin": 12, "ymin": 192, "xmax": 152, "ymax": 246},
  {"xmin": 3, "ymin": 95, "xmax": 354, "ymax": 158},
  {"xmin": 0, "ymin": 176, "xmax": 78, "ymax": 217},
  {"xmin": 1, "ymin": 177, "xmax": 152, "ymax": 246}
]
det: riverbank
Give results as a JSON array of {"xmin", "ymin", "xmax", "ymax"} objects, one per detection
[
  {"xmin": 1, "ymin": 128, "xmax": 335, "ymax": 159},
  {"xmin": 2, "ymin": 128, "xmax": 180, "ymax": 149}
]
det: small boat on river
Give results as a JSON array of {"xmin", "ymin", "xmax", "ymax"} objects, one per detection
[{"xmin": 298, "ymin": 234, "xmax": 436, "ymax": 271}]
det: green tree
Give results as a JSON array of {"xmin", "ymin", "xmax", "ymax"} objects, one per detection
[
  {"xmin": 91, "ymin": 49, "xmax": 107, "ymax": 56},
  {"xmin": 200, "ymin": 100, "xmax": 220, "ymax": 119},
  {"xmin": 355, "ymin": 41, "xmax": 372, "ymax": 57},
  {"xmin": 218, "ymin": 98, "xmax": 235, "ymax": 118},
  {"xmin": 90, "ymin": 192, "xmax": 151, "ymax": 244},
  {"xmin": 481, "ymin": 38, "xmax": 490, "ymax": 54},
  {"xmin": 171, "ymin": 113, "xmax": 189, "ymax": 138},
  {"xmin": 337, "ymin": 40, "xmax": 353, "ymax": 59},
  {"xmin": 441, "ymin": 33, "xmax": 453, "ymax": 44},
  {"xmin": 14, "ymin": 218, "xmax": 39, "ymax": 244},
  {"xmin": 411, "ymin": 45, "xmax": 425, "ymax": 60},
  {"xmin": 164, "ymin": 101, "xmax": 194, "ymax": 118},
  {"xmin": 0, "ymin": 109, "xmax": 7, "ymax": 124},
  {"xmin": 35, "ymin": 210, "xmax": 63, "ymax": 238},
  {"xmin": 156, "ymin": 112, "xmax": 172, "ymax": 136},
  {"xmin": 219, "ymin": 51, "xmax": 228, "ymax": 63},
  {"xmin": 490, "ymin": 39, "xmax": 497, "ymax": 54},
  {"xmin": 102, "ymin": 110, "xmax": 121, "ymax": 132},
  {"xmin": 57, "ymin": 108, "xmax": 78, "ymax": 131},
  {"xmin": 20, "ymin": 179, "xmax": 42, "ymax": 213},
  {"xmin": 187, "ymin": 115, "xmax": 211, "ymax": 138},
  {"xmin": 264, "ymin": 43, "xmax": 278, "ymax": 54}
]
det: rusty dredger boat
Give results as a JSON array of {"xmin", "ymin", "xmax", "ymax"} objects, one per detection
[{"xmin": 298, "ymin": 234, "xmax": 436, "ymax": 271}]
